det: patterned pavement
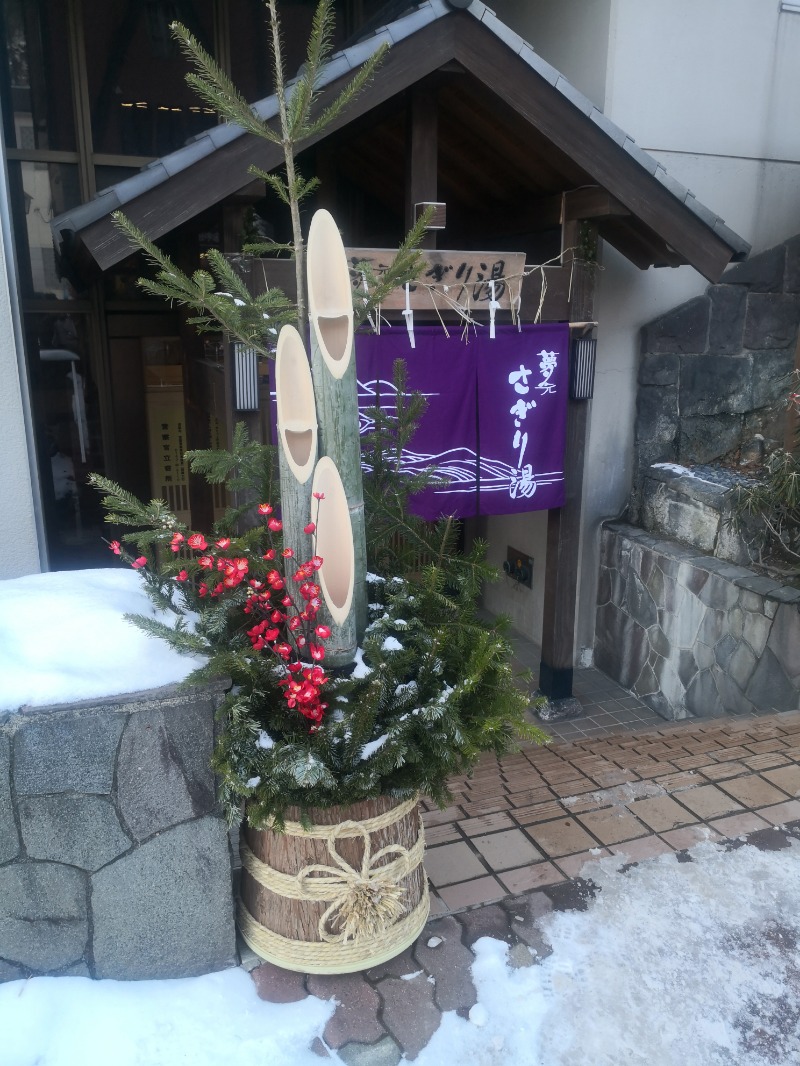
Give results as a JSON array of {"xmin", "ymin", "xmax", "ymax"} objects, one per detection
[{"xmin": 245, "ymin": 704, "xmax": 800, "ymax": 1062}]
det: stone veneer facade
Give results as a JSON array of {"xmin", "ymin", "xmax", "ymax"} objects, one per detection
[
  {"xmin": 596, "ymin": 523, "xmax": 800, "ymax": 720},
  {"xmin": 633, "ymin": 234, "xmax": 800, "ymax": 517},
  {"xmin": 0, "ymin": 684, "xmax": 236, "ymax": 983}
]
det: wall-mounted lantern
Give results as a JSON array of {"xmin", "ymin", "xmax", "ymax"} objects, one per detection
[
  {"xmin": 233, "ymin": 343, "xmax": 260, "ymax": 411},
  {"xmin": 569, "ymin": 335, "xmax": 597, "ymax": 401},
  {"xmin": 414, "ymin": 202, "xmax": 447, "ymax": 230}
]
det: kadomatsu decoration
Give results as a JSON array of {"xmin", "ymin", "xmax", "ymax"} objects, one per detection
[{"xmin": 91, "ymin": 210, "xmax": 544, "ymax": 972}]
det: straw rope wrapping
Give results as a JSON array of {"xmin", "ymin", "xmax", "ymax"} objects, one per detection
[{"xmin": 239, "ymin": 799, "xmax": 426, "ymax": 946}]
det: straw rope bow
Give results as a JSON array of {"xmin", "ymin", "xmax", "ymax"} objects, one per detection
[{"xmin": 297, "ymin": 820, "xmax": 414, "ymax": 944}]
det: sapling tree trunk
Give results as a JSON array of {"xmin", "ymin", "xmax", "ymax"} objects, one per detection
[
  {"xmin": 266, "ymin": 0, "xmax": 306, "ymax": 332},
  {"xmin": 307, "ymin": 209, "xmax": 368, "ymax": 643}
]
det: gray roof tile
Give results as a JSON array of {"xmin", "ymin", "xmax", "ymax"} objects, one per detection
[
  {"xmin": 622, "ymin": 137, "xmax": 659, "ymax": 175},
  {"xmin": 314, "ymin": 52, "xmax": 351, "ymax": 83},
  {"xmin": 589, "ymin": 108, "xmax": 627, "ymax": 147},
  {"xmin": 713, "ymin": 218, "xmax": 750, "ymax": 258},
  {"xmin": 683, "ymin": 192, "xmax": 721, "ymax": 228},
  {"xmin": 387, "ymin": 5, "xmax": 438, "ymax": 41},
  {"xmin": 477, "ymin": 8, "xmax": 526, "ymax": 53},
  {"xmin": 160, "ymin": 137, "xmax": 216, "ymax": 176},
  {"xmin": 518, "ymin": 42, "xmax": 559, "ymax": 85},
  {"xmin": 653, "ymin": 163, "xmax": 690, "ymax": 202},
  {"xmin": 555, "ymin": 75, "xmax": 594, "ymax": 116},
  {"xmin": 341, "ymin": 31, "xmax": 392, "ymax": 70},
  {"xmin": 115, "ymin": 165, "xmax": 169, "ymax": 204},
  {"xmin": 207, "ymin": 122, "xmax": 245, "ymax": 149}
]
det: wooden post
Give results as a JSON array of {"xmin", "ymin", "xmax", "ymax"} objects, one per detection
[
  {"xmin": 537, "ymin": 206, "xmax": 596, "ymax": 702},
  {"xmin": 538, "ymin": 397, "xmax": 589, "ymax": 700},
  {"xmin": 406, "ymin": 86, "xmax": 437, "ymax": 249}
]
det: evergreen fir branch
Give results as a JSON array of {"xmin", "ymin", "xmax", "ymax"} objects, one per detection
[
  {"xmin": 171, "ymin": 22, "xmax": 278, "ymax": 142},
  {"xmin": 123, "ymin": 612, "xmax": 208, "ymax": 655},
  {"xmin": 242, "ymin": 240, "xmax": 294, "ymax": 257},
  {"xmin": 286, "ymin": 0, "xmax": 335, "ymax": 136},
  {"xmin": 113, "ymin": 213, "xmax": 278, "ymax": 358},
  {"xmin": 290, "ymin": 172, "xmax": 320, "ymax": 204},
  {"xmin": 137, "ymin": 575, "xmax": 183, "ymax": 617},
  {"xmin": 352, "ymin": 209, "xmax": 431, "ymax": 328},
  {"xmin": 261, "ymin": 171, "xmax": 292, "ymax": 206},
  {"xmin": 301, "ymin": 41, "xmax": 389, "ymax": 139}
]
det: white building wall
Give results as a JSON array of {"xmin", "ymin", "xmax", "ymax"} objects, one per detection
[
  {"xmin": 489, "ymin": 0, "xmax": 800, "ymax": 661},
  {"xmin": 0, "ymin": 117, "xmax": 45, "ymax": 579},
  {"xmin": 0, "ymin": 222, "xmax": 43, "ymax": 579},
  {"xmin": 493, "ymin": 0, "xmax": 612, "ymax": 107}
]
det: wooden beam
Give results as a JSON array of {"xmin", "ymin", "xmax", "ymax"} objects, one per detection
[
  {"xmin": 599, "ymin": 216, "xmax": 685, "ymax": 270},
  {"xmin": 406, "ymin": 86, "xmax": 438, "ymax": 247},
  {"xmin": 539, "ymin": 395, "xmax": 590, "ymax": 700},
  {"xmin": 563, "ymin": 187, "xmax": 629, "ymax": 222},
  {"xmin": 237, "ymin": 254, "xmax": 573, "ymax": 322}
]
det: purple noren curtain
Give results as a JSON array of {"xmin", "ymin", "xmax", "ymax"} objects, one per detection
[{"xmin": 356, "ymin": 324, "xmax": 569, "ymax": 520}]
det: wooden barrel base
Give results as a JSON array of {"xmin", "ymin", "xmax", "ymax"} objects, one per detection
[
  {"xmin": 238, "ymin": 795, "xmax": 429, "ymax": 975},
  {"xmin": 238, "ymin": 886, "xmax": 430, "ymax": 974}
]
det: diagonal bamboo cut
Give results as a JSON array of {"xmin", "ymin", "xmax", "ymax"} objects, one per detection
[
  {"xmin": 311, "ymin": 456, "xmax": 357, "ymax": 663},
  {"xmin": 307, "ymin": 209, "xmax": 368, "ymax": 645},
  {"xmin": 275, "ymin": 325, "xmax": 318, "ymax": 568}
]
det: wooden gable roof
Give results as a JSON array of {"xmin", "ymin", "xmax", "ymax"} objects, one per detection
[{"xmin": 53, "ymin": 2, "xmax": 749, "ymax": 282}]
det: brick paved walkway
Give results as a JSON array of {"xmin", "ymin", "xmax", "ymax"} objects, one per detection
[
  {"xmin": 421, "ymin": 709, "xmax": 800, "ymax": 913},
  {"xmin": 247, "ymin": 709, "xmax": 800, "ymax": 1063}
]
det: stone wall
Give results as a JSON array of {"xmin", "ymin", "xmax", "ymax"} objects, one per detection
[
  {"xmin": 596, "ymin": 523, "xmax": 800, "ymax": 720},
  {"xmin": 632, "ymin": 235, "xmax": 800, "ymax": 518},
  {"xmin": 0, "ymin": 684, "xmax": 236, "ymax": 983}
]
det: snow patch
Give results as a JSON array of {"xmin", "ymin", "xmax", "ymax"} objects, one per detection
[
  {"xmin": 0, "ymin": 967, "xmax": 333, "ymax": 1066},
  {"xmin": 382, "ymin": 636, "xmax": 403, "ymax": 652},
  {"xmin": 359, "ymin": 734, "xmax": 389, "ymax": 761},
  {"xmin": 256, "ymin": 731, "xmax": 275, "ymax": 750},
  {"xmin": 417, "ymin": 840, "xmax": 800, "ymax": 1065},
  {"xmin": 0, "ymin": 569, "xmax": 205, "ymax": 711},
  {"xmin": 351, "ymin": 647, "xmax": 372, "ymax": 679}
]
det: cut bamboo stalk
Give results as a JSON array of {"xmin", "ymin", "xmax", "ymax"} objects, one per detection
[
  {"xmin": 275, "ymin": 325, "xmax": 318, "ymax": 569},
  {"xmin": 307, "ymin": 209, "xmax": 368, "ymax": 644},
  {"xmin": 311, "ymin": 456, "xmax": 357, "ymax": 665}
]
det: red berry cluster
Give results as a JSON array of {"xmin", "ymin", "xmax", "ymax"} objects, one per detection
[{"xmin": 113, "ymin": 500, "xmax": 332, "ymax": 726}]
